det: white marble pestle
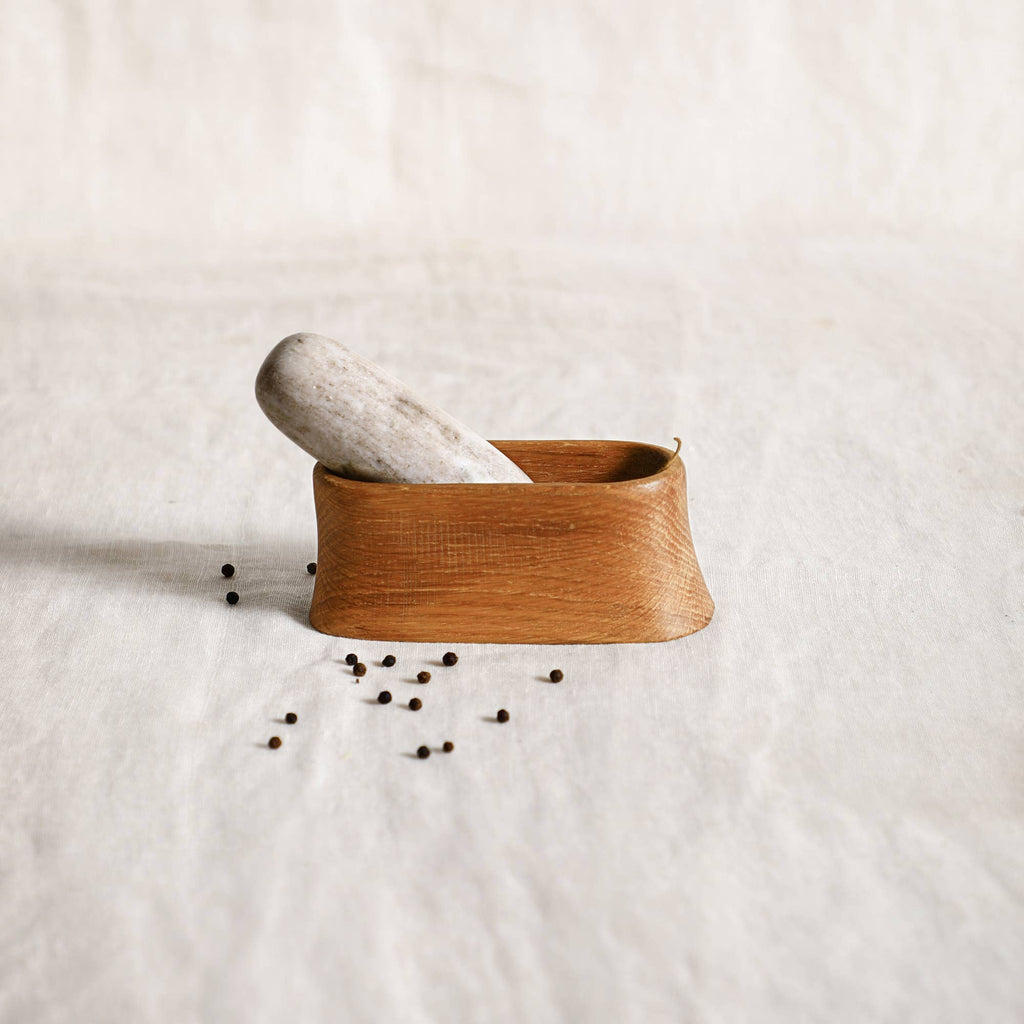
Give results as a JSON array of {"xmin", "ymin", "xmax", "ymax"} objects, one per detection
[{"xmin": 255, "ymin": 332, "xmax": 532, "ymax": 484}]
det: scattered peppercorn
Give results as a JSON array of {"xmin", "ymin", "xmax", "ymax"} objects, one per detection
[
  {"xmin": 382, "ymin": 655, "xmax": 396, "ymax": 667},
  {"xmin": 442, "ymin": 652, "xmax": 458, "ymax": 666},
  {"xmin": 377, "ymin": 691, "xmax": 392, "ymax": 704},
  {"xmin": 345, "ymin": 653, "xmax": 358, "ymax": 666},
  {"xmin": 417, "ymin": 671, "xmax": 431, "ymax": 684},
  {"xmin": 221, "ymin": 563, "xmax": 235, "ymax": 578},
  {"xmin": 442, "ymin": 741, "xmax": 454, "ymax": 753},
  {"xmin": 285, "ymin": 712, "xmax": 297, "ymax": 724},
  {"xmin": 306, "ymin": 562, "xmax": 317, "ymax": 575},
  {"xmin": 417, "ymin": 746, "xmax": 430, "ymax": 759},
  {"xmin": 226, "ymin": 591, "xmax": 239, "ymax": 605},
  {"xmin": 496, "ymin": 709, "xmax": 510, "ymax": 723},
  {"xmin": 353, "ymin": 662, "xmax": 367, "ymax": 677},
  {"xmin": 549, "ymin": 669, "xmax": 564, "ymax": 682},
  {"xmin": 409, "ymin": 698, "xmax": 422, "ymax": 711},
  {"xmin": 268, "ymin": 736, "xmax": 282, "ymax": 749}
]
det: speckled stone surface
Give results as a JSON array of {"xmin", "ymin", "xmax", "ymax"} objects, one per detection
[{"xmin": 255, "ymin": 332, "xmax": 533, "ymax": 484}]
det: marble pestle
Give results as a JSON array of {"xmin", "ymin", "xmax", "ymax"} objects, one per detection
[{"xmin": 255, "ymin": 332, "xmax": 533, "ymax": 484}]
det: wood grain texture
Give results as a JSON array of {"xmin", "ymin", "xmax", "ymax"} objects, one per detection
[{"xmin": 309, "ymin": 440, "xmax": 715, "ymax": 644}]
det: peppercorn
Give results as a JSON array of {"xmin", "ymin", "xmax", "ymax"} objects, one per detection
[
  {"xmin": 382, "ymin": 655, "xmax": 396, "ymax": 667},
  {"xmin": 306, "ymin": 562, "xmax": 317, "ymax": 575},
  {"xmin": 221, "ymin": 563, "xmax": 235, "ymax": 578},
  {"xmin": 268, "ymin": 736, "xmax": 282, "ymax": 749},
  {"xmin": 417, "ymin": 746, "xmax": 430, "ymax": 759},
  {"xmin": 496, "ymin": 709, "xmax": 510, "ymax": 723},
  {"xmin": 549, "ymin": 669, "xmax": 564, "ymax": 683},
  {"xmin": 442, "ymin": 741, "xmax": 454, "ymax": 753},
  {"xmin": 285, "ymin": 713, "xmax": 297, "ymax": 724},
  {"xmin": 353, "ymin": 662, "xmax": 367, "ymax": 677},
  {"xmin": 409, "ymin": 698, "xmax": 422, "ymax": 711},
  {"xmin": 417, "ymin": 671, "xmax": 431, "ymax": 684},
  {"xmin": 226, "ymin": 591, "xmax": 239, "ymax": 605},
  {"xmin": 345, "ymin": 653, "xmax": 358, "ymax": 666},
  {"xmin": 377, "ymin": 691, "xmax": 392, "ymax": 704},
  {"xmin": 442, "ymin": 652, "xmax": 458, "ymax": 666}
]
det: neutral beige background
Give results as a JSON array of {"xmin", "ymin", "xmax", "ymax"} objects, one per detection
[
  {"xmin": 1, "ymin": 3, "xmax": 1022, "ymax": 1023},
  {"xmin": 3, "ymin": 1, "xmax": 1023, "ymax": 249}
]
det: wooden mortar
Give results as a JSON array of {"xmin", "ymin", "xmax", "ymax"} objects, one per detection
[{"xmin": 309, "ymin": 439, "xmax": 714, "ymax": 644}]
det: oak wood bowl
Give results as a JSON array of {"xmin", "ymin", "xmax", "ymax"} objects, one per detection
[{"xmin": 309, "ymin": 439, "xmax": 714, "ymax": 644}]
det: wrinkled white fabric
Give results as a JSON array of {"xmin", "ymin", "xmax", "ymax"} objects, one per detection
[{"xmin": 1, "ymin": 3, "xmax": 1022, "ymax": 1023}]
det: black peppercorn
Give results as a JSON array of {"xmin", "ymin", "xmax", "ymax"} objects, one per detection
[
  {"xmin": 417, "ymin": 671, "xmax": 431, "ymax": 684},
  {"xmin": 442, "ymin": 652, "xmax": 458, "ymax": 666},
  {"xmin": 345, "ymin": 653, "xmax": 358, "ymax": 666},
  {"xmin": 382, "ymin": 655, "xmax": 396, "ymax": 667},
  {"xmin": 417, "ymin": 746, "xmax": 430, "ymax": 759},
  {"xmin": 285, "ymin": 712, "xmax": 297, "ymax": 724},
  {"xmin": 409, "ymin": 698, "xmax": 422, "ymax": 711},
  {"xmin": 377, "ymin": 691, "xmax": 392, "ymax": 704},
  {"xmin": 221, "ymin": 563, "xmax": 235, "ymax": 578},
  {"xmin": 306, "ymin": 562, "xmax": 317, "ymax": 575},
  {"xmin": 226, "ymin": 591, "xmax": 239, "ymax": 605},
  {"xmin": 549, "ymin": 669, "xmax": 564, "ymax": 682},
  {"xmin": 268, "ymin": 736, "xmax": 282, "ymax": 749},
  {"xmin": 496, "ymin": 709, "xmax": 509, "ymax": 723},
  {"xmin": 353, "ymin": 662, "xmax": 367, "ymax": 677},
  {"xmin": 442, "ymin": 741, "xmax": 454, "ymax": 753}
]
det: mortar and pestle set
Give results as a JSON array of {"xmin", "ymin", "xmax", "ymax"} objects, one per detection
[{"xmin": 256, "ymin": 333, "xmax": 713, "ymax": 644}]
